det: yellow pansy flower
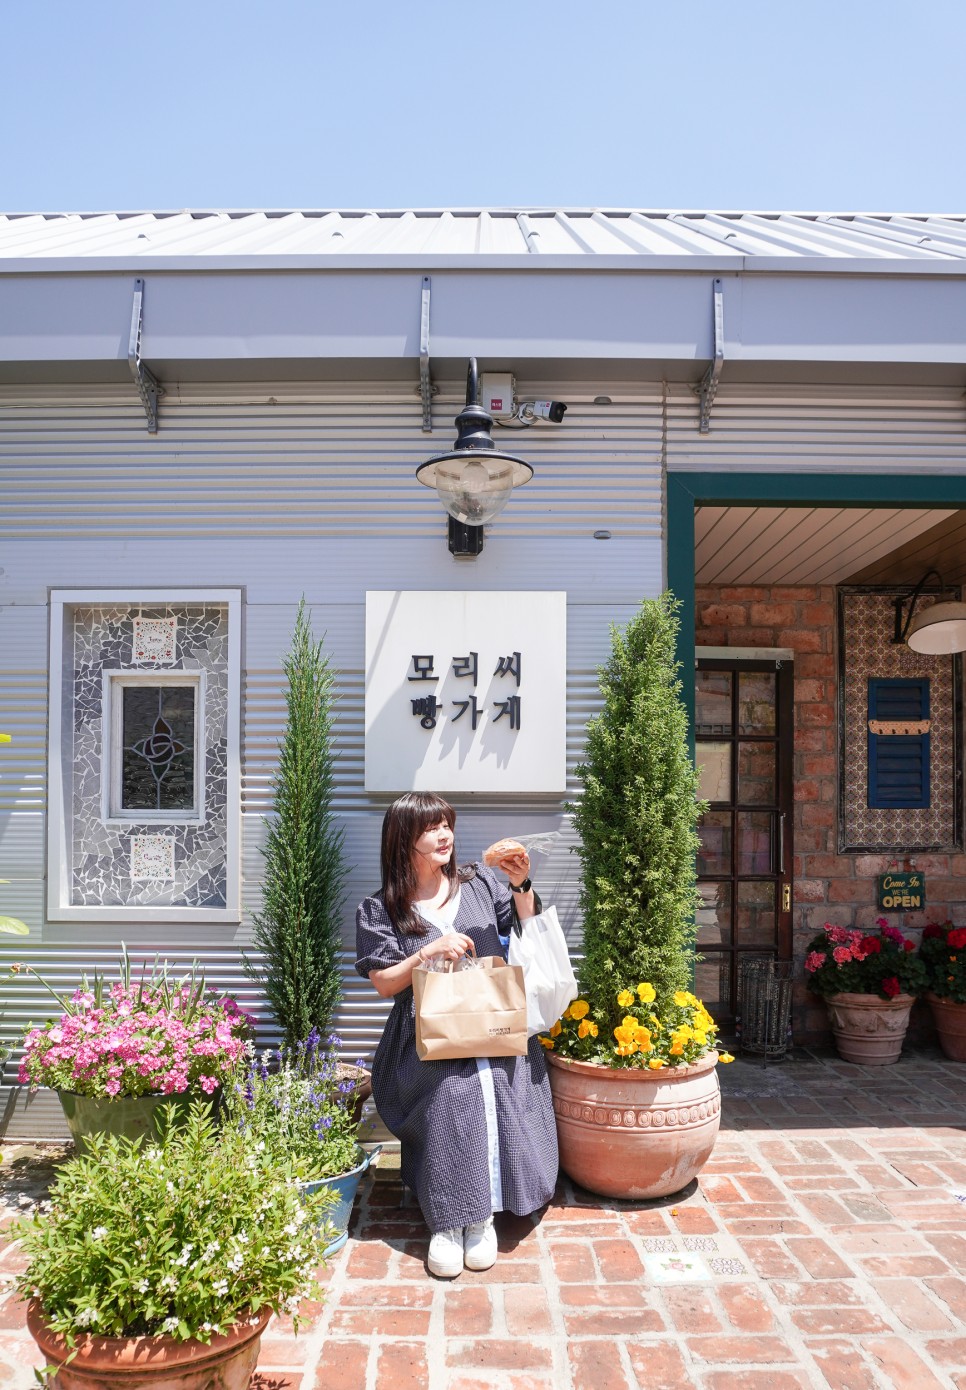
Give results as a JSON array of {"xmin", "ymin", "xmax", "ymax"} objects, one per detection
[
  {"xmin": 673, "ymin": 990, "xmax": 691, "ymax": 1007},
  {"xmin": 670, "ymin": 1040, "xmax": 685, "ymax": 1056},
  {"xmin": 570, "ymin": 1000, "xmax": 590, "ymax": 1020},
  {"xmin": 538, "ymin": 1036, "xmax": 555, "ymax": 1049},
  {"xmin": 550, "ymin": 1020, "xmax": 562, "ymax": 1038},
  {"xmin": 617, "ymin": 989, "xmax": 634, "ymax": 1007},
  {"xmin": 614, "ymin": 1041, "xmax": 638, "ymax": 1057},
  {"xmin": 578, "ymin": 1019, "xmax": 598, "ymax": 1039},
  {"xmin": 693, "ymin": 1030, "xmax": 707, "ymax": 1047},
  {"xmin": 622, "ymin": 1015, "xmax": 639, "ymax": 1028},
  {"xmin": 614, "ymin": 1025, "xmax": 635, "ymax": 1045},
  {"xmin": 718, "ymin": 1051, "xmax": 735, "ymax": 1063},
  {"xmin": 637, "ymin": 983, "xmax": 656, "ymax": 1003},
  {"xmin": 647, "ymin": 1057, "xmax": 665, "ymax": 1070},
  {"xmin": 634, "ymin": 1026, "xmax": 652, "ymax": 1050}
]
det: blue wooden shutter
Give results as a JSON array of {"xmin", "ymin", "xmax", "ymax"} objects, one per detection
[{"xmin": 867, "ymin": 678, "xmax": 931, "ymax": 809}]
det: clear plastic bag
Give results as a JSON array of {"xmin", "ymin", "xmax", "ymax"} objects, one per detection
[
  {"xmin": 424, "ymin": 951, "xmax": 477, "ymax": 972},
  {"xmin": 504, "ymin": 830, "xmax": 563, "ymax": 858}
]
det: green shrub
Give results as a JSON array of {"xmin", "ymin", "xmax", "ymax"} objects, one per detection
[
  {"xmin": 569, "ymin": 593, "xmax": 705, "ymax": 1024},
  {"xmin": 14, "ymin": 1100, "xmax": 334, "ymax": 1345},
  {"xmin": 248, "ymin": 602, "xmax": 347, "ymax": 1045}
]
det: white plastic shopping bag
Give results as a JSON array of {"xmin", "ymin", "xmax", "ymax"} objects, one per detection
[{"xmin": 508, "ymin": 905, "xmax": 579, "ymax": 1037}]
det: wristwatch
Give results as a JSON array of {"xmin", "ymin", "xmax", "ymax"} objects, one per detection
[{"xmin": 509, "ymin": 877, "xmax": 532, "ymax": 893}]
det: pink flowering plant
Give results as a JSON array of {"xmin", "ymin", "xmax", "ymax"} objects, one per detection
[
  {"xmin": 804, "ymin": 919, "xmax": 927, "ymax": 1001},
  {"xmin": 17, "ymin": 950, "xmax": 252, "ymax": 1100}
]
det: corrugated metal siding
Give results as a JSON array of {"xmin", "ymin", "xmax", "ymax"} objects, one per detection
[
  {"xmin": 0, "ymin": 385, "xmax": 662, "ymax": 540},
  {"xmin": 0, "ymin": 383, "xmax": 661, "ymax": 1136},
  {"xmin": 668, "ymin": 383, "xmax": 966, "ymax": 474}
]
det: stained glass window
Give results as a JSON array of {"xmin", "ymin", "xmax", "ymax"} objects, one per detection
[{"xmin": 118, "ymin": 684, "xmax": 197, "ymax": 813}]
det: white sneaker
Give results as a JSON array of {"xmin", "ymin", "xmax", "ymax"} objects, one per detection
[
  {"xmin": 428, "ymin": 1227, "xmax": 464, "ymax": 1278},
  {"xmin": 463, "ymin": 1216, "xmax": 498, "ymax": 1271}
]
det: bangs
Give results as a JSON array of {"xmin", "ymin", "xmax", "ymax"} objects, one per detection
[{"xmin": 415, "ymin": 795, "xmax": 455, "ymax": 835}]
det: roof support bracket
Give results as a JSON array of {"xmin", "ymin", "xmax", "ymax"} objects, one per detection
[
  {"xmin": 128, "ymin": 277, "xmax": 163, "ymax": 433},
  {"xmin": 419, "ymin": 274, "xmax": 436, "ymax": 432},
  {"xmin": 697, "ymin": 277, "xmax": 724, "ymax": 433}
]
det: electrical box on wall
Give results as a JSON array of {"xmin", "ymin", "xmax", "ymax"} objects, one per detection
[{"xmin": 480, "ymin": 373, "xmax": 516, "ymax": 419}]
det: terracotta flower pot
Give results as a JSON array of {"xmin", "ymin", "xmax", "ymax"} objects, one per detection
[
  {"xmin": 824, "ymin": 991, "xmax": 916, "ymax": 1065},
  {"xmin": 927, "ymin": 993, "xmax": 966, "ymax": 1062},
  {"xmin": 26, "ymin": 1300, "xmax": 271, "ymax": 1390},
  {"xmin": 545, "ymin": 1051, "xmax": 721, "ymax": 1200}
]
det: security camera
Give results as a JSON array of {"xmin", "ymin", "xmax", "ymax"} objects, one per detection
[{"xmin": 517, "ymin": 400, "xmax": 568, "ymax": 424}]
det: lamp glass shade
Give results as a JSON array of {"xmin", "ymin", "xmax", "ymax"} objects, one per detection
[
  {"xmin": 432, "ymin": 453, "xmax": 517, "ymax": 526},
  {"xmin": 906, "ymin": 601, "xmax": 966, "ymax": 654}
]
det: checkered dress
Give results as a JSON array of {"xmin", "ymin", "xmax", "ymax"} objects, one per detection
[{"xmin": 355, "ymin": 864, "xmax": 559, "ymax": 1234}]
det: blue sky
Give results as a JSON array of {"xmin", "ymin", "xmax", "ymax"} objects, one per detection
[{"xmin": 3, "ymin": 0, "xmax": 965, "ymax": 214}]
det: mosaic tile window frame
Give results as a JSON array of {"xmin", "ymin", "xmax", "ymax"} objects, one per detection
[
  {"xmin": 838, "ymin": 587, "xmax": 963, "ymax": 853},
  {"xmin": 47, "ymin": 589, "xmax": 242, "ymax": 923}
]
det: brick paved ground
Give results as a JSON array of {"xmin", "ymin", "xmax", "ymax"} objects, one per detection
[{"xmin": 2, "ymin": 1048, "xmax": 966, "ymax": 1388}]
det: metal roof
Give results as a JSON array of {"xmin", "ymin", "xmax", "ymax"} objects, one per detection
[{"xmin": 3, "ymin": 209, "xmax": 966, "ymax": 270}]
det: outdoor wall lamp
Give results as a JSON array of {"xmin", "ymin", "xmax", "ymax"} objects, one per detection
[
  {"xmin": 892, "ymin": 570, "xmax": 966, "ymax": 654},
  {"xmin": 416, "ymin": 358, "xmax": 533, "ymax": 557}
]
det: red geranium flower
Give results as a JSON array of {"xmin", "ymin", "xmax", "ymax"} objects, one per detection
[
  {"xmin": 948, "ymin": 928, "xmax": 966, "ymax": 949},
  {"xmin": 860, "ymin": 936, "xmax": 882, "ymax": 954},
  {"xmin": 923, "ymin": 923, "xmax": 945, "ymax": 939},
  {"xmin": 881, "ymin": 977, "xmax": 900, "ymax": 998}
]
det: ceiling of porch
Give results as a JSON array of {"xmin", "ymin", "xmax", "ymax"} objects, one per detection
[{"xmin": 695, "ymin": 505, "xmax": 966, "ymax": 587}]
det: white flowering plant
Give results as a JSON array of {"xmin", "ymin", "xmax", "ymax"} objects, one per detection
[{"xmin": 13, "ymin": 1099, "xmax": 335, "ymax": 1347}]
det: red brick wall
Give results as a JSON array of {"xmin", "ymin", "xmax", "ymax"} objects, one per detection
[{"xmin": 695, "ymin": 584, "xmax": 963, "ymax": 1046}]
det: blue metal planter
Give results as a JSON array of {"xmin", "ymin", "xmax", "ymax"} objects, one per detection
[{"xmin": 300, "ymin": 1144, "xmax": 382, "ymax": 1257}]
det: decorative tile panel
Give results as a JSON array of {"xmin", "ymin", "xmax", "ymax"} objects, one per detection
[
  {"xmin": 130, "ymin": 835, "xmax": 175, "ymax": 881},
  {"xmin": 69, "ymin": 605, "xmax": 230, "ymax": 908},
  {"xmin": 132, "ymin": 616, "xmax": 177, "ymax": 665},
  {"xmin": 839, "ymin": 589, "xmax": 960, "ymax": 851}
]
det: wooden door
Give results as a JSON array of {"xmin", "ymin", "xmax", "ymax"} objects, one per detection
[{"xmin": 694, "ymin": 658, "xmax": 794, "ymax": 1025}]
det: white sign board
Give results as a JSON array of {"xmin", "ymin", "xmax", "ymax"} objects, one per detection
[{"xmin": 365, "ymin": 591, "xmax": 567, "ymax": 793}]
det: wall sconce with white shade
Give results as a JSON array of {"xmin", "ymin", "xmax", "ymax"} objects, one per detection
[
  {"xmin": 416, "ymin": 358, "xmax": 533, "ymax": 557},
  {"xmin": 892, "ymin": 570, "xmax": 966, "ymax": 654}
]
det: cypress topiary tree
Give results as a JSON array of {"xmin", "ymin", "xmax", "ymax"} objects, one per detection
[
  {"xmin": 248, "ymin": 601, "xmax": 347, "ymax": 1046},
  {"xmin": 569, "ymin": 592, "xmax": 705, "ymax": 1023}
]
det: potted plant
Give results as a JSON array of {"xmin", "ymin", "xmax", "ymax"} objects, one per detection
[
  {"xmin": 247, "ymin": 601, "xmax": 348, "ymax": 1046},
  {"xmin": 16, "ymin": 949, "xmax": 252, "ymax": 1148},
  {"xmin": 804, "ymin": 919, "xmax": 927, "ymax": 1064},
  {"xmin": 544, "ymin": 594, "xmax": 730, "ymax": 1200},
  {"xmin": 918, "ymin": 921, "xmax": 966, "ymax": 1060},
  {"xmin": 15, "ymin": 1101, "xmax": 333, "ymax": 1389},
  {"xmin": 225, "ymin": 1028, "xmax": 378, "ymax": 1257},
  {"xmin": 541, "ymin": 981, "xmax": 733, "ymax": 1199}
]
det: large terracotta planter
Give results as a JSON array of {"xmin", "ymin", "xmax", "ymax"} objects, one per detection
[
  {"xmin": 546, "ymin": 1051, "xmax": 721, "ymax": 1200},
  {"xmin": 927, "ymin": 993, "xmax": 966, "ymax": 1061},
  {"xmin": 26, "ymin": 1300, "xmax": 271, "ymax": 1389},
  {"xmin": 300, "ymin": 1143, "xmax": 382, "ymax": 1257},
  {"xmin": 825, "ymin": 991, "xmax": 916, "ymax": 1065},
  {"xmin": 56, "ymin": 1091, "xmax": 197, "ymax": 1152}
]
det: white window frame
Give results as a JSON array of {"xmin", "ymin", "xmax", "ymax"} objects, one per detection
[
  {"xmin": 47, "ymin": 588, "xmax": 242, "ymax": 924},
  {"xmin": 101, "ymin": 670, "xmax": 206, "ymax": 826}
]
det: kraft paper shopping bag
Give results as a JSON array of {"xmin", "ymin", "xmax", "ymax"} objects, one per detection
[{"xmin": 413, "ymin": 955, "xmax": 528, "ymax": 1060}]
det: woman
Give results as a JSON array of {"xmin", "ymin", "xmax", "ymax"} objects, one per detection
[{"xmin": 355, "ymin": 792, "xmax": 559, "ymax": 1279}]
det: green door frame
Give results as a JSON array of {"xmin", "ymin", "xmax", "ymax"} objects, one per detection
[{"xmin": 667, "ymin": 472, "xmax": 966, "ymax": 733}]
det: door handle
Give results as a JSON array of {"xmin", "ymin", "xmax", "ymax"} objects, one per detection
[{"xmin": 782, "ymin": 883, "xmax": 792, "ymax": 913}]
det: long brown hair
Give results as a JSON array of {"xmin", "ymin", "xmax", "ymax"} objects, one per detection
[{"xmin": 381, "ymin": 792, "xmax": 467, "ymax": 937}]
